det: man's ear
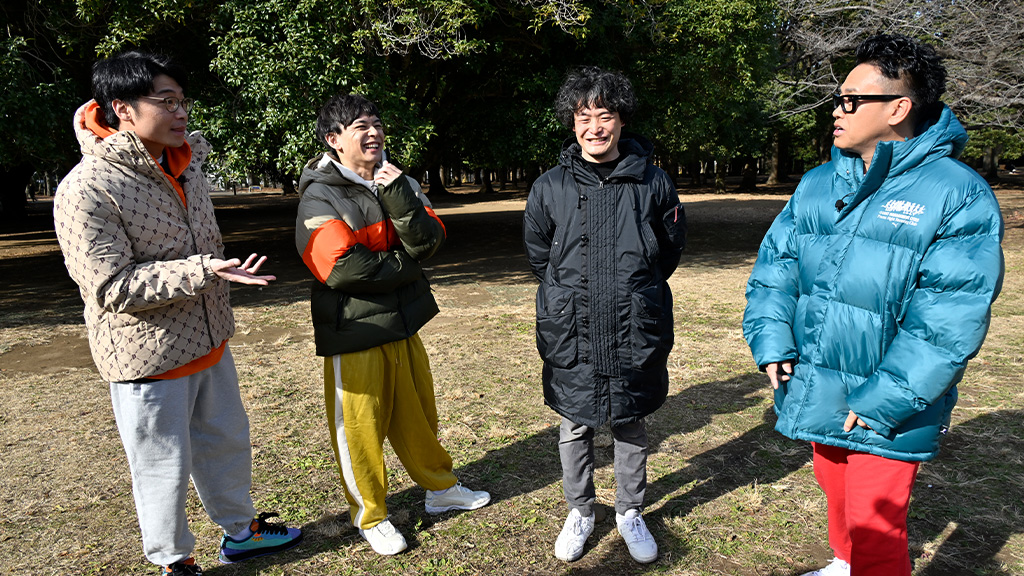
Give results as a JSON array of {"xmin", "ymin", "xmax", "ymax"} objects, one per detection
[
  {"xmin": 112, "ymin": 99, "xmax": 135, "ymax": 126},
  {"xmin": 888, "ymin": 97, "xmax": 914, "ymax": 127},
  {"xmin": 325, "ymin": 131, "xmax": 343, "ymax": 153}
]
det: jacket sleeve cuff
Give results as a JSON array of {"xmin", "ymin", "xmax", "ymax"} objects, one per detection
[{"xmin": 198, "ymin": 254, "xmax": 216, "ymax": 284}]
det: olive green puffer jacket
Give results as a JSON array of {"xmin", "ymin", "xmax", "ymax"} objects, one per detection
[{"xmin": 295, "ymin": 153, "xmax": 444, "ymax": 356}]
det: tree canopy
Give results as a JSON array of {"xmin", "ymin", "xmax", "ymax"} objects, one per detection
[{"xmin": 2, "ymin": 0, "xmax": 1021, "ymax": 219}]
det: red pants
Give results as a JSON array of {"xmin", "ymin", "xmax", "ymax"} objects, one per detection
[{"xmin": 812, "ymin": 443, "xmax": 920, "ymax": 576}]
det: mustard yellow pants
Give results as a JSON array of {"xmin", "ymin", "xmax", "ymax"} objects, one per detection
[{"xmin": 324, "ymin": 334, "xmax": 457, "ymax": 529}]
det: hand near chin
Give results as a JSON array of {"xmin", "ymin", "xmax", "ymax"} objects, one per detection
[{"xmin": 374, "ymin": 161, "xmax": 403, "ymax": 188}]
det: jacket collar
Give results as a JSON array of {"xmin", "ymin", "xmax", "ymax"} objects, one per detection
[
  {"xmin": 72, "ymin": 100, "xmax": 208, "ymax": 170},
  {"xmin": 832, "ymin": 105, "xmax": 968, "ymax": 215},
  {"xmin": 559, "ymin": 132, "xmax": 654, "ymax": 184}
]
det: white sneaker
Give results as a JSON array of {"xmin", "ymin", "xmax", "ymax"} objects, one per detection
[
  {"xmin": 425, "ymin": 482, "xmax": 491, "ymax": 514},
  {"xmin": 800, "ymin": 558, "xmax": 850, "ymax": 576},
  {"xmin": 553, "ymin": 508, "xmax": 595, "ymax": 562},
  {"xmin": 358, "ymin": 519, "xmax": 407, "ymax": 555},
  {"xmin": 616, "ymin": 509, "xmax": 658, "ymax": 563}
]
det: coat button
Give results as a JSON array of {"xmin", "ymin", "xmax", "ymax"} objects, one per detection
[
  {"xmin": 580, "ymin": 276, "xmax": 588, "ymax": 284},
  {"xmin": 580, "ymin": 234, "xmax": 589, "ymax": 245},
  {"xmin": 581, "ymin": 356, "xmax": 590, "ymax": 364}
]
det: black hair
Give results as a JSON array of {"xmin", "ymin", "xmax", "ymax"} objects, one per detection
[
  {"xmin": 855, "ymin": 34, "xmax": 946, "ymax": 121},
  {"xmin": 554, "ymin": 66, "xmax": 637, "ymax": 129},
  {"xmin": 91, "ymin": 51, "xmax": 188, "ymax": 129},
  {"xmin": 315, "ymin": 94, "xmax": 381, "ymax": 149}
]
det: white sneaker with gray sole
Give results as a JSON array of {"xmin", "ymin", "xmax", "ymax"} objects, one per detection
[
  {"xmin": 616, "ymin": 509, "xmax": 658, "ymax": 563},
  {"xmin": 425, "ymin": 482, "xmax": 491, "ymax": 514},
  {"xmin": 554, "ymin": 508, "xmax": 595, "ymax": 562},
  {"xmin": 358, "ymin": 519, "xmax": 407, "ymax": 556}
]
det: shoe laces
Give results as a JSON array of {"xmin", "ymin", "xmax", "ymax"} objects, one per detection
[
  {"xmin": 252, "ymin": 512, "xmax": 289, "ymax": 536},
  {"xmin": 567, "ymin": 512, "xmax": 589, "ymax": 536},
  {"xmin": 622, "ymin": 514, "xmax": 651, "ymax": 542}
]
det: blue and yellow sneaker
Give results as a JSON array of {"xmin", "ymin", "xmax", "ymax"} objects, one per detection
[{"xmin": 219, "ymin": 512, "xmax": 303, "ymax": 564}]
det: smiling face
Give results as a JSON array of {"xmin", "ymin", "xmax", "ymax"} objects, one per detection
[
  {"xmin": 112, "ymin": 74, "xmax": 188, "ymax": 158},
  {"xmin": 573, "ymin": 105, "xmax": 623, "ymax": 163},
  {"xmin": 833, "ymin": 63, "xmax": 913, "ymax": 169},
  {"xmin": 326, "ymin": 114, "xmax": 384, "ymax": 179}
]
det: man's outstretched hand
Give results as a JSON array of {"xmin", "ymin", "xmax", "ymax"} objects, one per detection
[{"xmin": 211, "ymin": 253, "xmax": 276, "ymax": 285}]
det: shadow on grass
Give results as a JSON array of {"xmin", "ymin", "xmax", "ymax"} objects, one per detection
[
  {"xmin": 195, "ymin": 374, "xmax": 766, "ymax": 571},
  {"xmin": 190, "ymin": 398, "xmax": 1024, "ymax": 575},
  {"xmin": 204, "ymin": 374, "xmax": 806, "ymax": 574},
  {"xmin": 912, "ymin": 409, "xmax": 1024, "ymax": 576}
]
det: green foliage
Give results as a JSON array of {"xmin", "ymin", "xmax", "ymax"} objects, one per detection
[
  {"xmin": 962, "ymin": 129, "xmax": 1024, "ymax": 164},
  {"xmin": 634, "ymin": 0, "xmax": 778, "ymax": 162},
  {"xmin": 204, "ymin": 0, "xmax": 367, "ymax": 181},
  {"xmin": 0, "ymin": 36, "xmax": 78, "ymax": 169}
]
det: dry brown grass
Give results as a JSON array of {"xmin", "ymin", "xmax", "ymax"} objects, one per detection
[{"xmin": 0, "ymin": 185, "xmax": 1021, "ymax": 576}]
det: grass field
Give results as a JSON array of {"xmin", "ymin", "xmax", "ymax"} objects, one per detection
[{"xmin": 0, "ymin": 182, "xmax": 1020, "ymax": 576}]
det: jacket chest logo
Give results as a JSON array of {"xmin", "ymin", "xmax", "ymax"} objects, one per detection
[{"xmin": 877, "ymin": 200, "xmax": 925, "ymax": 227}]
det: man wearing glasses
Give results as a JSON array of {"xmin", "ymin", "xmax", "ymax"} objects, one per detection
[
  {"xmin": 743, "ymin": 35, "xmax": 1003, "ymax": 576},
  {"xmin": 54, "ymin": 52, "xmax": 302, "ymax": 576}
]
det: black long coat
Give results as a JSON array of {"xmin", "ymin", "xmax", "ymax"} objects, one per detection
[{"xmin": 523, "ymin": 135, "xmax": 687, "ymax": 427}]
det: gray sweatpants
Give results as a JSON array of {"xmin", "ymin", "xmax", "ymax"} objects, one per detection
[
  {"xmin": 559, "ymin": 416, "xmax": 648, "ymax": 517},
  {"xmin": 110, "ymin": 346, "xmax": 257, "ymax": 566}
]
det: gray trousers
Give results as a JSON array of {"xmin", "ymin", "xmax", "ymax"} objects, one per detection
[
  {"xmin": 110, "ymin": 347, "xmax": 257, "ymax": 566},
  {"xmin": 559, "ymin": 416, "xmax": 648, "ymax": 517}
]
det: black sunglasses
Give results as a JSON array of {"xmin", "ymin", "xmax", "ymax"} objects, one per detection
[{"xmin": 832, "ymin": 93, "xmax": 905, "ymax": 114}]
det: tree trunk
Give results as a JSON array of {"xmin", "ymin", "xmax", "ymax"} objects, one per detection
[
  {"xmin": 738, "ymin": 156, "xmax": 758, "ymax": 191},
  {"xmin": 0, "ymin": 163, "xmax": 34, "ymax": 227},
  {"xmin": 477, "ymin": 169, "xmax": 495, "ymax": 194},
  {"xmin": 525, "ymin": 165, "xmax": 540, "ymax": 190},
  {"xmin": 281, "ymin": 176, "xmax": 297, "ymax": 195},
  {"xmin": 714, "ymin": 159, "xmax": 727, "ymax": 193},
  {"xmin": 983, "ymin": 146, "xmax": 1001, "ymax": 182},
  {"xmin": 688, "ymin": 160, "xmax": 701, "ymax": 186},
  {"xmin": 427, "ymin": 163, "xmax": 449, "ymax": 195},
  {"xmin": 766, "ymin": 130, "xmax": 790, "ymax": 185}
]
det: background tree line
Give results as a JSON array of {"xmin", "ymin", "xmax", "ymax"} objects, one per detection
[{"xmin": 2, "ymin": 0, "xmax": 1022, "ymax": 222}]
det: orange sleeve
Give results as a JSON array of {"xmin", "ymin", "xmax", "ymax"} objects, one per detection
[
  {"xmin": 302, "ymin": 219, "xmax": 359, "ymax": 283},
  {"xmin": 425, "ymin": 207, "xmax": 447, "ymax": 238}
]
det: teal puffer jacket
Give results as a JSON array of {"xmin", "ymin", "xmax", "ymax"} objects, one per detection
[{"xmin": 743, "ymin": 106, "xmax": 1004, "ymax": 462}]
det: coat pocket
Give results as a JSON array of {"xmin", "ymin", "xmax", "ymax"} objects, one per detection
[
  {"xmin": 536, "ymin": 284, "xmax": 578, "ymax": 369},
  {"xmin": 630, "ymin": 284, "xmax": 673, "ymax": 370}
]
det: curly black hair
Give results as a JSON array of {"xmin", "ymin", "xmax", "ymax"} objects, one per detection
[
  {"xmin": 855, "ymin": 34, "xmax": 946, "ymax": 120},
  {"xmin": 554, "ymin": 66, "xmax": 637, "ymax": 129},
  {"xmin": 315, "ymin": 93, "xmax": 381, "ymax": 149}
]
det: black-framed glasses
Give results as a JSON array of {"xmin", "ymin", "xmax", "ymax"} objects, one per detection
[
  {"xmin": 832, "ymin": 93, "xmax": 905, "ymax": 114},
  {"xmin": 138, "ymin": 96, "xmax": 194, "ymax": 113}
]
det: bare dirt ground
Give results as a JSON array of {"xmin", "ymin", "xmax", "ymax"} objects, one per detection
[
  {"xmin": 1, "ymin": 178, "xmax": 1021, "ymax": 576},
  {"xmin": 0, "ymin": 183, "xmax": 790, "ymax": 373}
]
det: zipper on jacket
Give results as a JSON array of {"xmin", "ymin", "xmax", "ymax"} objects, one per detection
[
  {"xmin": 369, "ymin": 187, "xmax": 415, "ymax": 337},
  {"xmin": 146, "ymin": 142, "xmax": 220, "ymax": 351}
]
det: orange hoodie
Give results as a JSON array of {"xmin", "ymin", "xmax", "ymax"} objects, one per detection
[
  {"xmin": 82, "ymin": 101, "xmax": 226, "ymax": 379},
  {"xmin": 83, "ymin": 101, "xmax": 192, "ymax": 208}
]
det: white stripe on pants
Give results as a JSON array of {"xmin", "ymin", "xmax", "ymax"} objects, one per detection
[{"xmin": 110, "ymin": 346, "xmax": 256, "ymax": 566}]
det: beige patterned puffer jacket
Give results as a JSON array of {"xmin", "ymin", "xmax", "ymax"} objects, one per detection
[{"xmin": 54, "ymin": 101, "xmax": 233, "ymax": 382}]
